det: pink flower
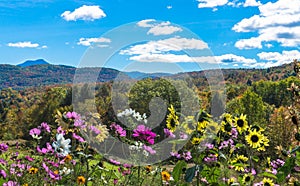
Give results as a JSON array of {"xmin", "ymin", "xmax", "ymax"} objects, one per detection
[
  {"xmin": 183, "ymin": 151, "xmax": 192, "ymax": 161},
  {"xmin": 72, "ymin": 133, "xmax": 85, "ymax": 142},
  {"xmin": 3, "ymin": 181, "xmax": 19, "ymax": 186},
  {"xmin": 110, "ymin": 123, "xmax": 126, "ymax": 137},
  {"xmin": 109, "ymin": 159, "xmax": 121, "ymax": 165},
  {"xmin": 114, "ymin": 179, "xmax": 118, "ymax": 184},
  {"xmin": 38, "ymin": 122, "xmax": 51, "ymax": 133},
  {"xmin": 25, "ymin": 156, "xmax": 34, "ymax": 162},
  {"xmin": 57, "ymin": 126, "xmax": 65, "ymax": 135},
  {"xmin": 0, "ymin": 170, "xmax": 6, "ymax": 179},
  {"xmin": 132, "ymin": 125, "xmax": 156, "ymax": 145},
  {"xmin": 0, "ymin": 143, "xmax": 8, "ymax": 152},
  {"xmin": 29, "ymin": 128, "xmax": 41, "ymax": 138},
  {"xmin": 164, "ymin": 128, "xmax": 175, "ymax": 138},
  {"xmin": 65, "ymin": 111, "xmax": 80, "ymax": 120},
  {"xmin": 143, "ymin": 145, "xmax": 156, "ymax": 155}
]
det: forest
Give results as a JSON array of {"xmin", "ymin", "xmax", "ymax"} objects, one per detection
[{"xmin": 0, "ymin": 60, "xmax": 300, "ymax": 185}]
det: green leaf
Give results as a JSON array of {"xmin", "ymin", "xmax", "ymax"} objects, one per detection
[
  {"xmin": 252, "ymin": 156, "xmax": 259, "ymax": 162},
  {"xmin": 172, "ymin": 160, "xmax": 187, "ymax": 182},
  {"xmin": 235, "ymin": 143, "xmax": 244, "ymax": 148},
  {"xmin": 276, "ymin": 157, "xmax": 295, "ymax": 183},
  {"xmin": 185, "ymin": 166, "xmax": 196, "ymax": 183},
  {"xmin": 258, "ymin": 172, "xmax": 277, "ymax": 179}
]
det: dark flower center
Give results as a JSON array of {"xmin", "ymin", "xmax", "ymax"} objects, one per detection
[
  {"xmin": 264, "ymin": 182, "xmax": 271, "ymax": 186},
  {"xmin": 225, "ymin": 123, "xmax": 232, "ymax": 132},
  {"xmin": 170, "ymin": 119, "xmax": 176, "ymax": 127},
  {"xmin": 245, "ymin": 176, "xmax": 251, "ymax": 182},
  {"xmin": 251, "ymin": 135, "xmax": 259, "ymax": 143},
  {"xmin": 237, "ymin": 119, "xmax": 244, "ymax": 127}
]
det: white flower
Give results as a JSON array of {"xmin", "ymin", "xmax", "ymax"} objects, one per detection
[
  {"xmin": 59, "ymin": 167, "xmax": 73, "ymax": 175},
  {"xmin": 52, "ymin": 133, "xmax": 71, "ymax": 156}
]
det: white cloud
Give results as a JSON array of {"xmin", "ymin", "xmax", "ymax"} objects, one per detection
[
  {"xmin": 256, "ymin": 50, "xmax": 300, "ymax": 67},
  {"xmin": 198, "ymin": 0, "xmax": 228, "ymax": 8},
  {"xmin": 233, "ymin": 0, "xmax": 300, "ymax": 48},
  {"xmin": 167, "ymin": 5, "xmax": 172, "ymax": 9},
  {"xmin": 129, "ymin": 54, "xmax": 217, "ymax": 63},
  {"xmin": 235, "ymin": 37, "xmax": 263, "ymax": 49},
  {"xmin": 7, "ymin": 41, "xmax": 40, "ymax": 48},
  {"xmin": 77, "ymin": 37, "xmax": 111, "ymax": 46},
  {"xmin": 215, "ymin": 54, "xmax": 257, "ymax": 64},
  {"xmin": 243, "ymin": 0, "xmax": 261, "ymax": 7},
  {"xmin": 61, "ymin": 5, "xmax": 106, "ymax": 21},
  {"xmin": 120, "ymin": 37, "xmax": 209, "ymax": 56},
  {"xmin": 137, "ymin": 19, "xmax": 182, "ymax": 36}
]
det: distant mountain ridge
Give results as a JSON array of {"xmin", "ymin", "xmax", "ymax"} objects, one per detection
[
  {"xmin": 17, "ymin": 59, "xmax": 49, "ymax": 67},
  {"xmin": 0, "ymin": 59, "xmax": 296, "ymax": 89}
]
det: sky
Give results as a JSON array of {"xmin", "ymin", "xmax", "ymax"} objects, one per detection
[{"xmin": 1, "ymin": 0, "xmax": 300, "ymax": 73}]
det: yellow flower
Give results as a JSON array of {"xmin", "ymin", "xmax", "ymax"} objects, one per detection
[
  {"xmin": 262, "ymin": 177, "xmax": 274, "ymax": 186},
  {"xmin": 64, "ymin": 154, "xmax": 72, "ymax": 162},
  {"xmin": 245, "ymin": 130, "xmax": 264, "ymax": 149},
  {"xmin": 228, "ymin": 177, "xmax": 236, "ymax": 185},
  {"xmin": 242, "ymin": 173, "xmax": 253, "ymax": 185},
  {"xmin": 221, "ymin": 113, "xmax": 233, "ymax": 133},
  {"xmin": 95, "ymin": 125, "xmax": 109, "ymax": 142},
  {"xmin": 28, "ymin": 167, "xmax": 38, "ymax": 174},
  {"xmin": 145, "ymin": 165, "xmax": 152, "ymax": 172},
  {"xmin": 182, "ymin": 116, "xmax": 196, "ymax": 134},
  {"xmin": 191, "ymin": 137, "xmax": 202, "ymax": 145},
  {"xmin": 197, "ymin": 120, "xmax": 209, "ymax": 133},
  {"xmin": 77, "ymin": 176, "xmax": 86, "ymax": 185},
  {"xmin": 234, "ymin": 114, "xmax": 248, "ymax": 134},
  {"xmin": 205, "ymin": 121, "xmax": 220, "ymax": 134},
  {"xmin": 22, "ymin": 184, "xmax": 28, "ymax": 186},
  {"xmin": 161, "ymin": 171, "xmax": 171, "ymax": 182},
  {"xmin": 231, "ymin": 155, "xmax": 249, "ymax": 172},
  {"xmin": 166, "ymin": 105, "xmax": 179, "ymax": 132}
]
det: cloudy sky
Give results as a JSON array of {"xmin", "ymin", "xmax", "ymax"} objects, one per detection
[{"xmin": 1, "ymin": 0, "xmax": 300, "ymax": 72}]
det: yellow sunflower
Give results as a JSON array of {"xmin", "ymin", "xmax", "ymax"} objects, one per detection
[
  {"xmin": 161, "ymin": 171, "xmax": 171, "ymax": 182},
  {"xmin": 262, "ymin": 177, "xmax": 274, "ymax": 186},
  {"xmin": 231, "ymin": 155, "xmax": 249, "ymax": 172},
  {"xmin": 221, "ymin": 113, "xmax": 233, "ymax": 133},
  {"xmin": 191, "ymin": 137, "xmax": 202, "ymax": 145},
  {"xmin": 205, "ymin": 121, "xmax": 220, "ymax": 134},
  {"xmin": 197, "ymin": 120, "xmax": 209, "ymax": 133},
  {"xmin": 234, "ymin": 114, "xmax": 248, "ymax": 134},
  {"xmin": 77, "ymin": 176, "xmax": 86, "ymax": 185},
  {"xmin": 28, "ymin": 167, "xmax": 38, "ymax": 174},
  {"xmin": 245, "ymin": 130, "xmax": 264, "ymax": 149},
  {"xmin": 166, "ymin": 105, "xmax": 179, "ymax": 132},
  {"xmin": 242, "ymin": 173, "xmax": 253, "ymax": 185},
  {"xmin": 227, "ymin": 177, "xmax": 236, "ymax": 185},
  {"xmin": 182, "ymin": 116, "xmax": 196, "ymax": 134}
]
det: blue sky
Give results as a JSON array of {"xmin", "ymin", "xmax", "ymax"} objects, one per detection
[{"xmin": 1, "ymin": 0, "xmax": 300, "ymax": 72}]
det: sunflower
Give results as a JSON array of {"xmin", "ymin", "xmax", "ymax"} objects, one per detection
[
  {"xmin": 242, "ymin": 173, "xmax": 253, "ymax": 185},
  {"xmin": 221, "ymin": 113, "xmax": 233, "ymax": 133},
  {"xmin": 182, "ymin": 116, "xmax": 196, "ymax": 134},
  {"xmin": 231, "ymin": 155, "xmax": 249, "ymax": 172},
  {"xmin": 28, "ymin": 167, "xmax": 38, "ymax": 174},
  {"xmin": 145, "ymin": 165, "xmax": 152, "ymax": 172},
  {"xmin": 166, "ymin": 105, "xmax": 179, "ymax": 132},
  {"xmin": 245, "ymin": 130, "xmax": 264, "ymax": 149},
  {"xmin": 262, "ymin": 177, "xmax": 274, "ymax": 186},
  {"xmin": 161, "ymin": 171, "xmax": 171, "ymax": 182},
  {"xmin": 234, "ymin": 114, "xmax": 248, "ymax": 134},
  {"xmin": 191, "ymin": 137, "xmax": 202, "ymax": 145},
  {"xmin": 77, "ymin": 176, "xmax": 86, "ymax": 185},
  {"xmin": 197, "ymin": 120, "xmax": 209, "ymax": 133},
  {"xmin": 205, "ymin": 121, "xmax": 220, "ymax": 134},
  {"xmin": 227, "ymin": 177, "xmax": 236, "ymax": 185}
]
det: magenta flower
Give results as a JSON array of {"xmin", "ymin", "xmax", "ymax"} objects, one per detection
[
  {"xmin": 38, "ymin": 122, "xmax": 51, "ymax": 133},
  {"xmin": 204, "ymin": 154, "xmax": 217, "ymax": 163},
  {"xmin": 25, "ymin": 155, "xmax": 34, "ymax": 162},
  {"xmin": 0, "ymin": 143, "xmax": 8, "ymax": 152},
  {"xmin": 72, "ymin": 133, "xmax": 85, "ymax": 142},
  {"xmin": 89, "ymin": 125, "xmax": 101, "ymax": 135},
  {"xmin": 74, "ymin": 119, "xmax": 86, "ymax": 129},
  {"xmin": 109, "ymin": 159, "xmax": 121, "ymax": 165},
  {"xmin": 49, "ymin": 170, "xmax": 62, "ymax": 180},
  {"xmin": 170, "ymin": 152, "xmax": 181, "ymax": 159},
  {"xmin": 0, "ymin": 158, "xmax": 7, "ymax": 165},
  {"xmin": 183, "ymin": 151, "xmax": 192, "ymax": 161},
  {"xmin": 3, "ymin": 181, "xmax": 19, "ymax": 186},
  {"xmin": 110, "ymin": 123, "xmax": 126, "ymax": 137},
  {"xmin": 132, "ymin": 125, "xmax": 156, "ymax": 145},
  {"xmin": 113, "ymin": 179, "xmax": 118, "ymax": 184},
  {"xmin": 164, "ymin": 128, "xmax": 175, "ymax": 138},
  {"xmin": 0, "ymin": 170, "xmax": 6, "ymax": 179},
  {"xmin": 29, "ymin": 128, "xmax": 41, "ymax": 139},
  {"xmin": 65, "ymin": 111, "xmax": 80, "ymax": 120},
  {"xmin": 143, "ymin": 145, "xmax": 156, "ymax": 155},
  {"xmin": 57, "ymin": 126, "xmax": 65, "ymax": 135}
]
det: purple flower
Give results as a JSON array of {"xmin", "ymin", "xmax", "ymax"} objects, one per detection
[
  {"xmin": 109, "ymin": 159, "xmax": 121, "ymax": 165},
  {"xmin": 3, "ymin": 181, "xmax": 19, "ymax": 186},
  {"xmin": 170, "ymin": 152, "xmax": 181, "ymax": 159},
  {"xmin": 132, "ymin": 125, "xmax": 156, "ymax": 145},
  {"xmin": 38, "ymin": 122, "xmax": 51, "ymax": 133},
  {"xmin": 143, "ymin": 145, "xmax": 156, "ymax": 155},
  {"xmin": 25, "ymin": 156, "xmax": 34, "ymax": 162},
  {"xmin": 164, "ymin": 128, "xmax": 175, "ymax": 138},
  {"xmin": 74, "ymin": 119, "xmax": 86, "ymax": 129},
  {"xmin": 49, "ymin": 170, "xmax": 62, "ymax": 180},
  {"xmin": 231, "ymin": 127, "xmax": 238, "ymax": 138},
  {"xmin": 204, "ymin": 154, "xmax": 217, "ymax": 163},
  {"xmin": 123, "ymin": 164, "xmax": 133, "ymax": 168},
  {"xmin": 65, "ymin": 111, "xmax": 80, "ymax": 120},
  {"xmin": 0, "ymin": 170, "xmax": 6, "ymax": 179},
  {"xmin": 72, "ymin": 133, "xmax": 85, "ymax": 142},
  {"xmin": 110, "ymin": 123, "xmax": 126, "ymax": 137},
  {"xmin": 57, "ymin": 126, "xmax": 65, "ymax": 135},
  {"xmin": 89, "ymin": 125, "xmax": 101, "ymax": 135},
  {"xmin": 183, "ymin": 151, "xmax": 192, "ymax": 161},
  {"xmin": 205, "ymin": 143, "xmax": 214, "ymax": 150},
  {"xmin": 37, "ymin": 146, "xmax": 48, "ymax": 154},
  {"xmin": 0, "ymin": 143, "xmax": 8, "ymax": 152},
  {"xmin": 29, "ymin": 128, "xmax": 41, "ymax": 138},
  {"xmin": 179, "ymin": 132, "xmax": 188, "ymax": 139},
  {"xmin": 0, "ymin": 158, "xmax": 7, "ymax": 165}
]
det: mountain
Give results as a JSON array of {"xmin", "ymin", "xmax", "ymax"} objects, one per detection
[
  {"xmin": 17, "ymin": 59, "xmax": 49, "ymax": 67},
  {"xmin": 0, "ymin": 60, "xmax": 296, "ymax": 90}
]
